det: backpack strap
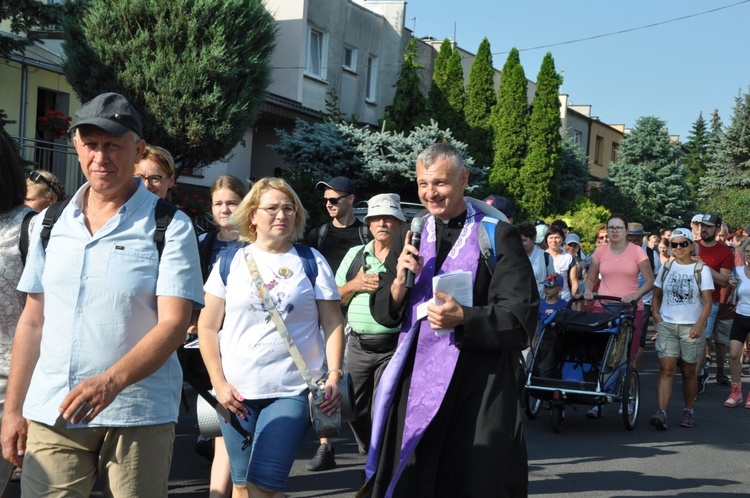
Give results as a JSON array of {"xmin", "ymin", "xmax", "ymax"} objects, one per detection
[
  {"xmin": 293, "ymin": 243, "xmax": 318, "ymax": 284},
  {"xmin": 345, "ymin": 245, "xmax": 368, "ymax": 283},
  {"xmin": 543, "ymin": 251, "xmax": 552, "ymax": 274},
  {"xmin": 39, "ymin": 197, "xmax": 176, "ymax": 259},
  {"xmin": 219, "ymin": 246, "xmax": 242, "ymax": 286},
  {"xmin": 19, "ymin": 210, "xmax": 37, "ymax": 265},
  {"xmin": 154, "ymin": 199, "xmax": 178, "ymax": 259},
  {"xmin": 660, "ymin": 260, "xmax": 674, "ymax": 285},
  {"xmin": 220, "ymin": 243, "xmax": 318, "ymax": 287},
  {"xmin": 479, "ymin": 217, "xmax": 499, "ymax": 275},
  {"xmin": 316, "ymin": 223, "xmax": 329, "ymax": 250},
  {"xmin": 694, "ymin": 260, "xmax": 704, "ymax": 288},
  {"xmin": 358, "ymin": 224, "xmax": 370, "ymax": 245},
  {"xmin": 40, "ymin": 198, "xmax": 73, "ymax": 251},
  {"xmin": 198, "ymin": 229, "xmax": 220, "ymax": 282},
  {"xmin": 646, "ymin": 246, "xmax": 656, "ymax": 272}
]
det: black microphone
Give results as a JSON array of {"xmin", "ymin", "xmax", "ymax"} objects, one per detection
[{"xmin": 405, "ymin": 216, "xmax": 424, "ymax": 289}]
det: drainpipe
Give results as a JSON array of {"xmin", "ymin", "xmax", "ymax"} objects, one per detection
[{"xmin": 19, "ymin": 62, "xmax": 29, "ymax": 147}]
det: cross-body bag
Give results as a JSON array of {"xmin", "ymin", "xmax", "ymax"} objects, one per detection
[{"xmin": 243, "ymin": 247, "xmax": 353, "ymax": 437}]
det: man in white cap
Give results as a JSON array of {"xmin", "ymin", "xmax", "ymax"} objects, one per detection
[
  {"xmin": 691, "ymin": 214, "xmax": 703, "ymax": 242},
  {"xmin": 335, "ymin": 193, "xmax": 405, "ymax": 455},
  {"xmin": 2, "ymin": 93, "xmax": 204, "ymax": 496}
]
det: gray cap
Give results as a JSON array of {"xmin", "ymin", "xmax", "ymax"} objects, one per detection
[
  {"xmin": 364, "ymin": 193, "xmax": 406, "ymax": 223},
  {"xmin": 69, "ymin": 93, "xmax": 143, "ymax": 137}
]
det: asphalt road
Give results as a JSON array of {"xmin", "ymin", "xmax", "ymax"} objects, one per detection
[{"xmin": 7, "ymin": 328, "xmax": 750, "ymax": 497}]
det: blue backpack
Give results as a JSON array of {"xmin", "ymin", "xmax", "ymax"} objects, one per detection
[{"xmin": 218, "ymin": 243, "xmax": 318, "ymax": 286}]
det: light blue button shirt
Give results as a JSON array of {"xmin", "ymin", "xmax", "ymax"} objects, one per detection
[{"xmin": 18, "ymin": 180, "xmax": 204, "ymax": 427}]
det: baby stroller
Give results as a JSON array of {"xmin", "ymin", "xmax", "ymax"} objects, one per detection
[{"xmin": 523, "ymin": 296, "xmax": 639, "ymax": 433}]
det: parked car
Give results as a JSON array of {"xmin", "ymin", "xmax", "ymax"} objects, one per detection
[{"xmin": 353, "ymin": 200, "xmax": 424, "ymax": 222}]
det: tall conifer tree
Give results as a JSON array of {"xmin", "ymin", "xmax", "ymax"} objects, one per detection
[
  {"xmin": 62, "ymin": 0, "xmax": 276, "ymax": 174},
  {"xmin": 519, "ymin": 52, "xmax": 562, "ymax": 216},
  {"xmin": 383, "ymin": 37, "xmax": 428, "ymax": 132},
  {"xmin": 683, "ymin": 112, "xmax": 709, "ymax": 197},
  {"xmin": 465, "ymin": 38, "xmax": 496, "ymax": 170},
  {"xmin": 489, "ymin": 48, "xmax": 528, "ymax": 200}
]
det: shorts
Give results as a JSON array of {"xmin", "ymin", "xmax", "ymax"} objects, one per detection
[
  {"xmin": 654, "ymin": 321, "xmax": 705, "ymax": 364},
  {"xmin": 730, "ymin": 313, "xmax": 750, "ymax": 343},
  {"xmin": 220, "ymin": 393, "xmax": 309, "ymax": 491},
  {"xmin": 713, "ymin": 318, "xmax": 732, "ymax": 346},
  {"xmin": 23, "ymin": 420, "xmax": 174, "ymax": 498},
  {"xmin": 705, "ymin": 301, "xmax": 720, "ymax": 339}
]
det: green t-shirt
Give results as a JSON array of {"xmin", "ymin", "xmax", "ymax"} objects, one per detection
[{"xmin": 335, "ymin": 241, "xmax": 401, "ymax": 335}]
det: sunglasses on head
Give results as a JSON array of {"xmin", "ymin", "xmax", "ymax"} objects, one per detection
[
  {"xmin": 323, "ymin": 194, "xmax": 349, "ymax": 205},
  {"xmin": 27, "ymin": 170, "xmax": 62, "ymax": 198},
  {"xmin": 670, "ymin": 241, "xmax": 691, "ymax": 248}
]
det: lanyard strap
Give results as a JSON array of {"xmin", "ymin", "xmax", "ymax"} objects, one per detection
[{"xmin": 243, "ymin": 247, "xmax": 318, "ymax": 391}]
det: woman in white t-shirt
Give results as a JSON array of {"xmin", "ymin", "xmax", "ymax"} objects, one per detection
[
  {"xmin": 545, "ymin": 226, "xmax": 574, "ymax": 301},
  {"xmin": 651, "ymin": 228, "xmax": 713, "ymax": 430},
  {"xmin": 724, "ymin": 238, "xmax": 750, "ymax": 408},
  {"xmin": 198, "ymin": 177, "xmax": 344, "ymax": 497}
]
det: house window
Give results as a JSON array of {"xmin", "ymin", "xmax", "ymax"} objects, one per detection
[
  {"xmin": 306, "ymin": 27, "xmax": 328, "ymax": 79},
  {"xmin": 611, "ymin": 142, "xmax": 619, "ymax": 163},
  {"xmin": 594, "ymin": 136, "xmax": 603, "ymax": 165},
  {"xmin": 366, "ymin": 55, "xmax": 377, "ymax": 102},
  {"xmin": 571, "ymin": 129, "xmax": 582, "ymax": 146},
  {"xmin": 343, "ymin": 46, "xmax": 357, "ymax": 72}
]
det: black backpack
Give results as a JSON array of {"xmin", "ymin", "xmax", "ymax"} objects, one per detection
[
  {"xmin": 316, "ymin": 222, "xmax": 370, "ymax": 249},
  {"xmin": 39, "ymin": 197, "xmax": 177, "ymax": 258},
  {"xmin": 18, "ymin": 210, "xmax": 37, "ymax": 265}
]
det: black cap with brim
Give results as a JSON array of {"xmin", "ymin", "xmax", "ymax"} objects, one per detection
[
  {"xmin": 69, "ymin": 93, "xmax": 143, "ymax": 138},
  {"xmin": 316, "ymin": 176, "xmax": 356, "ymax": 195}
]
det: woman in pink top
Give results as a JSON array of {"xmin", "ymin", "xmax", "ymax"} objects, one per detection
[{"xmin": 584, "ymin": 214, "xmax": 655, "ymax": 366}]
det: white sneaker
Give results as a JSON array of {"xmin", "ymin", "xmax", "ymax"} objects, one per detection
[{"xmin": 586, "ymin": 406, "xmax": 602, "ymax": 419}]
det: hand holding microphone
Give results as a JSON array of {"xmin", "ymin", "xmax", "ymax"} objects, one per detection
[{"xmin": 405, "ymin": 217, "xmax": 424, "ymax": 289}]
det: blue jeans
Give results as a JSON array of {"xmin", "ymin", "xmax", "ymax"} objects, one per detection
[
  {"xmin": 220, "ymin": 393, "xmax": 309, "ymax": 491},
  {"xmin": 705, "ymin": 301, "xmax": 720, "ymax": 339}
]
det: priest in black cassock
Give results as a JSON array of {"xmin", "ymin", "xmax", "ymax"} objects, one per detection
[{"xmin": 361, "ymin": 143, "xmax": 538, "ymax": 498}]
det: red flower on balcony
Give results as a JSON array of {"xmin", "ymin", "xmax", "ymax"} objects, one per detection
[{"xmin": 37, "ymin": 109, "xmax": 72, "ymax": 137}]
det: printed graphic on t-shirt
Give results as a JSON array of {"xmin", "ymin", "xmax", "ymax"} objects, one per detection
[{"xmin": 665, "ymin": 272, "xmax": 696, "ymax": 306}]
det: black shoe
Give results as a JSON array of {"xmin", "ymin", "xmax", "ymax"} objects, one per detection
[
  {"xmin": 195, "ymin": 436, "xmax": 214, "ymax": 462},
  {"xmin": 306, "ymin": 443, "xmax": 336, "ymax": 471}
]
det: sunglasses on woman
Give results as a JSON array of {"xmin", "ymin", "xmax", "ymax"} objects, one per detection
[
  {"xmin": 670, "ymin": 241, "xmax": 691, "ymax": 248},
  {"xmin": 27, "ymin": 170, "xmax": 62, "ymax": 198}
]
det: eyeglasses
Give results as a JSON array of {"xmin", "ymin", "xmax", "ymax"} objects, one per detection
[
  {"xmin": 670, "ymin": 241, "xmax": 691, "ymax": 248},
  {"xmin": 323, "ymin": 194, "xmax": 349, "ymax": 205},
  {"xmin": 135, "ymin": 174, "xmax": 164, "ymax": 185},
  {"xmin": 597, "ymin": 236, "xmax": 609, "ymax": 241},
  {"xmin": 607, "ymin": 226, "xmax": 625, "ymax": 232},
  {"xmin": 27, "ymin": 171, "xmax": 62, "ymax": 197},
  {"xmin": 258, "ymin": 204, "xmax": 297, "ymax": 217}
]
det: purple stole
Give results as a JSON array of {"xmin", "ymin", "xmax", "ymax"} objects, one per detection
[{"xmin": 365, "ymin": 202, "xmax": 483, "ymax": 496}]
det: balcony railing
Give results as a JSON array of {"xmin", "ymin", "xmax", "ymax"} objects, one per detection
[{"xmin": 12, "ymin": 135, "xmax": 85, "ymax": 196}]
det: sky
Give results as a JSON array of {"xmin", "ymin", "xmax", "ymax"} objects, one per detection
[{"xmin": 404, "ymin": 0, "xmax": 750, "ymax": 141}]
